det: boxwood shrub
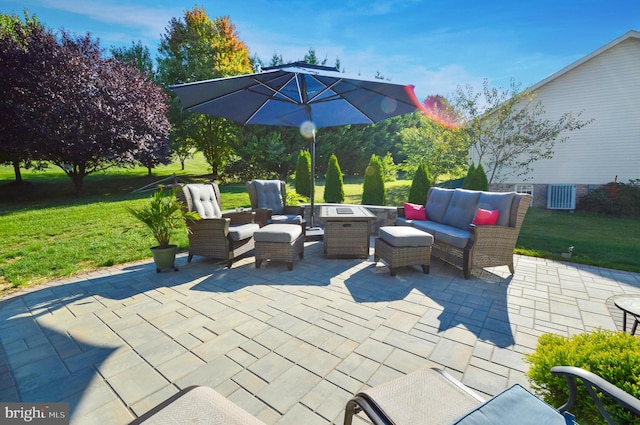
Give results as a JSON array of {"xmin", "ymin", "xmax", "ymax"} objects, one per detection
[{"xmin": 525, "ymin": 329, "xmax": 640, "ymax": 424}]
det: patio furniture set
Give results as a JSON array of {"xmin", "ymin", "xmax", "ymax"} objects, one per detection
[{"xmin": 178, "ymin": 180, "xmax": 532, "ymax": 279}]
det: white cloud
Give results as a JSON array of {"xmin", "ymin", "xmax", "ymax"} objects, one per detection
[{"xmin": 34, "ymin": 0, "xmax": 180, "ymax": 40}]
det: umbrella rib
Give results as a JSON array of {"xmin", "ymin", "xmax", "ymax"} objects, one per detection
[{"xmin": 243, "ymin": 75, "xmax": 303, "ymax": 124}]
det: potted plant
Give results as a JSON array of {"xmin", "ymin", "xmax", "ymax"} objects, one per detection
[{"xmin": 126, "ymin": 186, "xmax": 200, "ymax": 272}]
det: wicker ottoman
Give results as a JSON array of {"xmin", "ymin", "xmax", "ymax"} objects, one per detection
[
  {"xmin": 375, "ymin": 226, "xmax": 433, "ymax": 276},
  {"xmin": 254, "ymin": 224, "xmax": 304, "ymax": 270}
]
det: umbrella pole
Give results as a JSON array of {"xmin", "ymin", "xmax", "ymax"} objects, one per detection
[{"xmin": 310, "ymin": 130, "xmax": 316, "ymax": 228}]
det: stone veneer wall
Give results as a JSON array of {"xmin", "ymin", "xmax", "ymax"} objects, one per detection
[{"xmin": 303, "ymin": 203, "xmax": 397, "ymax": 235}]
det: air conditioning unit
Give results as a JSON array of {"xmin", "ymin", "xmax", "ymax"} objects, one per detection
[{"xmin": 547, "ymin": 184, "xmax": 576, "ymax": 210}]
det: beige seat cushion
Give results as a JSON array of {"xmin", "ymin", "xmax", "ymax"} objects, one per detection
[
  {"xmin": 379, "ymin": 226, "xmax": 433, "ymax": 247},
  {"xmin": 254, "ymin": 224, "xmax": 302, "ymax": 243}
]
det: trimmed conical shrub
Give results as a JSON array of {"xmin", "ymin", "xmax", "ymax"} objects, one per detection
[
  {"xmin": 362, "ymin": 154, "xmax": 386, "ymax": 205},
  {"xmin": 474, "ymin": 163, "xmax": 489, "ymax": 191},
  {"xmin": 324, "ymin": 154, "xmax": 345, "ymax": 203},
  {"xmin": 462, "ymin": 162, "xmax": 476, "ymax": 189},
  {"xmin": 295, "ymin": 150, "xmax": 311, "ymax": 197},
  {"xmin": 408, "ymin": 163, "xmax": 432, "ymax": 205}
]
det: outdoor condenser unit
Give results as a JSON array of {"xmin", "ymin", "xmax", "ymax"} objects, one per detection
[{"xmin": 547, "ymin": 184, "xmax": 577, "ymax": 210}]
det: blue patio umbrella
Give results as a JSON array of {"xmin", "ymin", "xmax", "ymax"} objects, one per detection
[{"xmin": 169, "ymin": 61, "xmax": 422, "ymax": 228}]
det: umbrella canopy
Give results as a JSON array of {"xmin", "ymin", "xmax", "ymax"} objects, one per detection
[{"xmin": 169, "ymin": 61, "xmax": 422, "ymax": 227}]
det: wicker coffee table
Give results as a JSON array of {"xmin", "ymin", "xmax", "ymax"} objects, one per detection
[{"xmin": 320, "ymin": 206, "xmax": 375, "ymax": 258}]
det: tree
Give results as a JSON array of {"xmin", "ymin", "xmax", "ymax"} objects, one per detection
[
  {"xmin": 112, "ymin": 41, "xmax": 168, "ymax": 175},
  {"xmin": 156, "ymin": 7, "xmax": 252, "ymax": 176},
  {"xmin": 3, "ymin": 27, "xmax": 170, "ymax": 195},
  {"xmin": 455, "ymin": 79, "xmax": 592, "ymax": 184},
  {"xmin": 0, "ymin": 10, "xmax": 44, "ymax": 183},
  {"xmin": 408, "ymin": 163, "xmax": 432, "ymax": 205},
  {"xmin": 111, "ymin": 40, "xmax": 154, "ymax": 76},
  {"xmin": 362, "ymin": 154, "xmax": 386, "ymax": 205},
  {"xmin": 324, "ymin": 154, "xmax": 345, "ymax": 203},
  {"xmin": 399, "ymin": 108, "xmax": 469, "ymax": 183},
  {"xmin": 295, "ymin": 150, "xmax": 311, "ymax": 197}
]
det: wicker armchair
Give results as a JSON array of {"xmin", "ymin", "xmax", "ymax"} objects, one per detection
[
  {"xmin": 246, "ymin": 180, "xmax": 304, "ymax": 229},
  {"xmin": 178, "ymin": 183, "xmax": 259, "ymax": 267}
]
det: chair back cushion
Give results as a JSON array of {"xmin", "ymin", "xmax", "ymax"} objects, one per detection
[
  {"xmin": 253, "ymin": 180, "xmax": 284, "ymax": 214},
  {"xmin": 186, "ymin": 184, "xmax": 222, "ymax": 219}
]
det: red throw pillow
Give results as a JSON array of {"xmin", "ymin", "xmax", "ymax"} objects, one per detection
[
  {"xmin": 473, "ymin": 208, "xmax": 499, "ymax": 225},
  {"xmin": 403, "ymin": 202, "xmax": 427, "ymax": 220}
]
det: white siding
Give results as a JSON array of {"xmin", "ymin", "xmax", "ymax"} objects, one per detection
[{"xmin": 478, "ymin": 35, "xmax": 640, "ymax": 185}]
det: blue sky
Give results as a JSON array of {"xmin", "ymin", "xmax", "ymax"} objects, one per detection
[{"xmin": 2, "ymin": 0, "xmax": 638, "ymax": 101}]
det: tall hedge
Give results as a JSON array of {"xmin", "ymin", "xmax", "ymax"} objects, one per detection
[
  {"xmin": 324, "ymin": 154, "xmax": 345, "ymax": 203},
  {"xmin": 408, "ymin": 163, "xmax": 432, "ymax": 205},
  {"xmin": 295, "ymin": 150, "xmax": 311, "ymax": 197},
  {"xmin": 362, "ymin": 154, "xmax": 386, "ymax": 205}
]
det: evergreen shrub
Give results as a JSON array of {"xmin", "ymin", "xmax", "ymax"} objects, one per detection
[
  {"xmin": 324, "ymin": 154, "xmax": 345, "ymax": 203},
  {"xmin": 408, "ymin": 163, "xmax": 432, "ymax": 205},
  {"xmin": 474, "ymin": 163, "xmax": 489, "ymax": 191},
  {"xmin": 295, "ymin": 150, "xmax": 311, "ymax": 197},
  {"xmin": 525, "ymin": 329, "xmax": 640, "ymax": 425},
  {"xmin": 462, "ymin": 163, "xmax": 476, "ymax": 189},
  {"xmin": 362, "ymin": 154, "xmax": 386, "ymax": 205}
]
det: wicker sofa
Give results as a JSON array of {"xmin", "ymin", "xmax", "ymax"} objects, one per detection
[{"xmin": 396, "ymin": 187, "xmax": 532, "ymax": 279}]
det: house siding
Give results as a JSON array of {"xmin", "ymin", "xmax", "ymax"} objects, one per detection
[{"xmin": 475, "ymin": 33, "xmax": 640, "ymax": 191}]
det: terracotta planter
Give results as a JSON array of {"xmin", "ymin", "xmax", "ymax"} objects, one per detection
[{"xmin": 151, "ymin": 245, "xmax": 178, "ymax": 272}]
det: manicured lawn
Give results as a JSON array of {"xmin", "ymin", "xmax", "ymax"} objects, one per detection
[{"xmin": 1, "ymin": 158, "xmax": 639, "ymax": 296}]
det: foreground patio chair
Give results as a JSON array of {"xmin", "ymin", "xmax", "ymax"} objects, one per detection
[
  {"xmin": 344, "ymin": 366, "xmax": 640, "ymax": 425},
  {"xmin": 129, "ymin": 386, "xmax": 266, "ymax": 425},
  {"xmin": 246, "ymin": 180, "xmax": 304, "ymax": 231},
  {"xmin": 178, "ymin": 183, "xmax": 259, "ymax": 267}
]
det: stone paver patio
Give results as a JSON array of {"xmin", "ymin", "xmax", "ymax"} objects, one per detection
[{"xmin": 1, "ymin": 239, "xmax": 639, "ymax": 424}]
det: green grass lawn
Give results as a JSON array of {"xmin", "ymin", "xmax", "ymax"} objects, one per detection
[{"xmin": 1, "ymin": 158, "xmax": 639, "ymax": 295}]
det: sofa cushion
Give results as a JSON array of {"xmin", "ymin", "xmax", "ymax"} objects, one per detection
[
  {"xmin": 442, "ymin": 189, "xmax": 481, "ymax": 230},
  {"xmin": 425, "ymin": 188, "xmax": 454, "ymax": 223},
  {"xmin": 410, "ymin": 221, "xmax": 470, "ymax": 249},
  {"xmin": 472, "ymin": 208, "xmax": 499, "ymax": 226},
  {"xmin": 448, "ymin": 384, "xmax": 574, "ymax": 425},
  {"xmin": 404, "ymin": 202, "xmax": 427, "ymax": 220},
  {"xmin": 187, "ymin": 184, "xmax": 222, "ymax": 219},
  {"xmin": 476, "ymin": 192, "xmax": 515, "ymax": 227},
  {"xmin": 228, "ymin": 223, "xmax": 259, "ymax": 242},
  {"xmin": 253, "ymin": 180, "xmax": 285, "ymax": 214}
]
